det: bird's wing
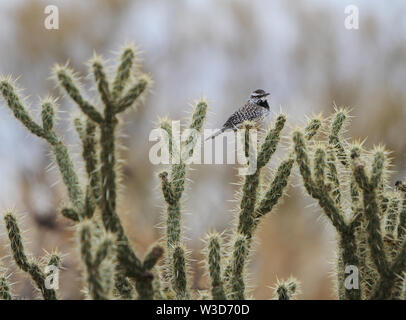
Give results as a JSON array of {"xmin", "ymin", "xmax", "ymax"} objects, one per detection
[{"xmin": 222, "ymin": 110, "xmax": 244, "ymax": 129}]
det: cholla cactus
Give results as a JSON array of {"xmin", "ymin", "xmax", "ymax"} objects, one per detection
[
  {"xmin": 0, "ymin": 44, "xmax": 163, "ymax": 300},
  {"xmin": 220, "ymin": 115, "xmax": 322, "ymax": 300},
  {"xmin": 293, "ymin": 109, "xmax": 406, "ymax": 300},
  {"xmin": 158, "ymin": 100, "xmax": 208, "ymax": 299},
  {"xmin": 158, "ymin": 112, "xmax": 311, "ymax": 300},
  {"xmin": 352, "ymin": 149, "xmax": 406, "ymax": 299}
]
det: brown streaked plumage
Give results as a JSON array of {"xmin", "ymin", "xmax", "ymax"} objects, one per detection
[{"xmin": 206, "ymin": 89, "xmax": 271, "ymax": 140}]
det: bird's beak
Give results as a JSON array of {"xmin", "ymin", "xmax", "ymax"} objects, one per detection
[{"xmin": 264, "ymin": 92, "xmax": 270, "ymax": 97}]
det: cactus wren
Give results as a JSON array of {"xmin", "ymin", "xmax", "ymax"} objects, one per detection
[{"xmin": 206, "ymin": 89, "xmax": 271, "ymax": 140}]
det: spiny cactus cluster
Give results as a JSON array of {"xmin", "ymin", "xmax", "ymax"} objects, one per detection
[
  {"xmin": 157, "ymin": 110, "xmax": 312, "ymax": 300},
  {"xmin": 0, "ymin": 43, "xmax": 405, "ymax": 300},
  {"xmin": 292, "ymin": 110, "xmax": 406, "ymax": 300},
  {"xmin": 0, "ymin": 44, "xmax": 162, "ymax": 300}
]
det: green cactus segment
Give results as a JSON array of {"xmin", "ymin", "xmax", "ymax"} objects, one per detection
[
  {"xmin": 143, "ymin": 246, "xmax": 165, "ymax": 271},
  {"xmin": 41, "ymin": 101, "xmax": 54, "ymax": 132},
  {"xmin": 255, "ymin": 158, "xmax": 294, "ymax": 221},
  {"xmin": 115, "ymin": 78, "xmax": 148, "ymax": 114},
  {"xmin": 172, "ymin": 246, "xmax": 189, "ymax": 299},
  {"xmin": 56, "ymin": 68, "xmax": 104, "ymax": 124},
  {"xmin": 159, "ymin": 120, "xmax": 173, "ymax": 156},
  {"xmin": 293, "ymin": 131, "xmax": 347, "ymax": 232},
  {"xmin": 0, "ymin": 81, "xmax": 46, "ymax": 138},
  {"xmin": 92, "ymin": 59, "xmax": 112, "ymax": 107},
  {"xmin": 274, "ymin": 278, "xmax": 300, "ymax": 300},
  {"xmin": 4, "ymin": 211, "xmax": 58, "ymax": 300},
  {"xmin": 237, "ymin": 171, "xmax": 260, "ymax": 239},
  {"xmin": 206, "ymin": 234, "xmax": 226, "ymax": 300},
  {"xmin": 384, "ymin": 196, "xmax": 403, "ymax": 298},
  {"xmin": 229, "ymin": 235, "xmax": 248, "ymax": 300},
  {"xmin": 79, "ymin": 222, "xmax": 115, "ymax": 300},
  {"xmin": 112, "ymin": 48, "xmax": 135, "ymax": 100},
  {"xmin": 352, "ymin": 153, "xmax": 389, "ymax": 277},
  {"xmin": 328, "ymin": 111, "xmax": 349, "ymax": 167},
  {"xmin": 293, "ymin": 120, "xmax": 361, "ymax": 300},
  {"xmin": 54, "ymin": 142, "xmax": 84, "ymax": 211},
  {"xmin": 384, "ymin": 197, "xmax": 400, "ymax": 245},
  {"xmin": 257, "ymin": 115, "xmax": 286, "ymax": 169},
  {"xmin": 304, "ymin": 118, "xmax": 322, "ymax": 140},
  {"xmin": 397, "ymin": 182, "xmax": 406, "ymax": 240},
  {"xmin": 75, "ymin": 118, "xmax": 102, "ymax": 205},
  {"xmin": 159, "ymin": 171, "xmax": 176, "ymax": 206},
  {"xmin": 326, "ymin": 147, "xmax": 341, "ymax": 205},
  {"xmin": 0, "ymin": 81, "xmax": 84, "ymax": 214},
  {"xmin": 61, "ymin": 207, "xmax": 80, "ymax": 222},
  {"xmin": 238, "ymin": 115, "xmax": 286, "ymax": 239},
  {"xmin": 0, "ymin": 276, "xmax": 12, "ymax": 300}
]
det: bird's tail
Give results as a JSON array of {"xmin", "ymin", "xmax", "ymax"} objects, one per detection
[{"xmin": 205, "ymin": 128, "xmax": 225, "ymax": 141}]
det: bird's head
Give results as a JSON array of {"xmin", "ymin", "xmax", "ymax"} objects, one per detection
[{"xmin": 250, "ymin": 89, "xmax": 270, "ymax": 107}]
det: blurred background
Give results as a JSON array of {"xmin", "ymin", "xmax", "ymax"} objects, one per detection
[{"xmin": 0, "ymin": 0, "xmax": 405, "ymax": 299}]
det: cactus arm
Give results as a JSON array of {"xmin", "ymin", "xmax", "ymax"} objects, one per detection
[
  {"xmin": 4, "ymin": 211, "xmax": 58, "ymax": 300},
  {"xmin": 55, "ymin": 68, "xmax": 103, "ymax": 124},
  {"xmin": 205, "ymin": 234, "xmax": 227, "ymax": 300}
]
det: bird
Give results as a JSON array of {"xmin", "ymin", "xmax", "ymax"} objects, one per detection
[{"xmin": 206, "ymin": 89, "xmax": 271, "ymax": 141}]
